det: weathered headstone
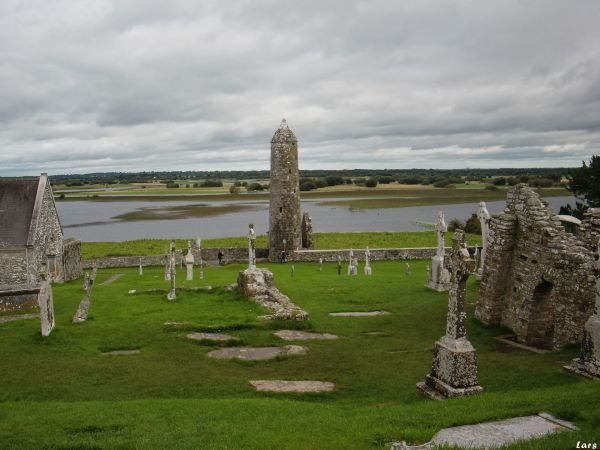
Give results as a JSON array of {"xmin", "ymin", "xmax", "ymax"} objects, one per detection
[
  {"xmin": 364, "ymin": 247, "xmax": 372, "ymax": 275},
  {"xmin": 248, "ymin": 223, "xmax": 257, "ymax": 269},
  {"xmin": 426, "ymin": 211, "xmax": 451, "ymax": 291},
  {"xmin": 405, "ymin": 262, "xmax": 412, "ymax": 276},
  {"xmin": 301, "ymin": 212, "xmax": 314, "ymax": 249},
  {"xmin": 417, "ymin": 229, "xmax": 483, "ymax": 399},
  {"xmin": 319, "ymin": 257, "xmax": 323, "ymax": 272},
  {"xmin": 37, "ymin": 263, "xmax": 55, "ymax": 337},
  {"xmin": 139, "ymin": 257, "xmax": 143, "ymax": 276},
  {"xmin": 476, "ymin": 201, "xmax": 491, "ymax": 280},
  {"xmin": 164, "ymin": 250, "xmax": 170, "ymax": 281},
  {"xmin": 167, "ymin": 241, "xmax": 176, "ymax": 301},
  {"xmin": 565, "ymin": 237, "xmax": 600, "ymax": 379},
  {"xmin": 185, "ymin": 241, "xmax": 194, "ymax": 281},
  {"xmin": 337, "ymin": 255, "xmax": 342, "ymax": 275}
]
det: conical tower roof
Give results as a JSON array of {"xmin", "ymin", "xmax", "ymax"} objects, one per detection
[{"xmin": 271, "ymin": 118, "xmax": 297, "ymax": 143}]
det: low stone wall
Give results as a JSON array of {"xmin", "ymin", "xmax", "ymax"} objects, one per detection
[
  {"xmin": 82, "ymin": 248, "xmax": 269, "ymax": 269},
  {"xmin": 289, "ymin": 247, "xmax": 441, "ymax": 262}
]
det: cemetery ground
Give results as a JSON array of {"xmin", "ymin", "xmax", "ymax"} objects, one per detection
[{"xmin": 1, "ymin": 262, "xmax": 599, "ymax": 449}]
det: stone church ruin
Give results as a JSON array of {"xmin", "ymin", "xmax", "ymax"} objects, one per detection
[
  {"xmin": 476, "ymin": 185, "xmax": 599, "ymax": 350},
  {"xmin": 0, "ymin": 173, "xmax": 82, "ymax": 317}
]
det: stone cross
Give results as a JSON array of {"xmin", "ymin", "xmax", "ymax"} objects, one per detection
[
  {"xmin": 248, "ymin": 223, "xmax": 257, "ymax": 269},
  {"xmin": 446, "ymin": 230, "xmax": 476, "ymax": 339},
  {"xmin": 139, "ymin": 257, "xmax": 143, "ymax": 276},
  {"xmin": 417, "ymin": 229, "xmax": 482, "ymax": 399},
  {"xmin": 364, "ymin": 247, "xmax": 372, "ymax": 275},
  {"xmin": 476, "ymin": 202, "xmax": 491, "ymax": 279},
  {"xmin": 426, "ymin": 211, "xmax": 451, "ymax": 291},
  {"xmin": 319, "ymin": 257, "xmax": 323, "ymax": 272},
  {"xmin": 348, "ymin": 249, "xmax": 355, "ymax": 275},
  {"xmin": 185, "ymin": 241, "xmax": 195, "ymax": 281}
]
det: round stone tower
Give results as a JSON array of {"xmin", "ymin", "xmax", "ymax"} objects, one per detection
[{"xmin": 269, "ymin": 119, "xmax": 301, "ymax": 261}]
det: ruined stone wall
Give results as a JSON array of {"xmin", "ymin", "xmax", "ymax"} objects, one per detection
[
  {"xmin": 62, "ymin": 238, "xmax": 82, "ymax": 282},
  {"xmin": 269, "ymin": 120, "xmax": 301, "ymax": 261},
  {"xmin": 476, "ymin": 185, "xmax": 596, "ymax": 350},
  {"xmin": 0, "ymin": 248, "xmax": 31, "ymax": 285},
  {"xmin": 290, "ymin": 247, "xmax": 446, "ymax": 262}
]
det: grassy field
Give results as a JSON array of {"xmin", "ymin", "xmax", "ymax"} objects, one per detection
[
  {"xmin": 0, "ymin": 262, "xmax": 598, "ymax": 449},
  {"xmin": 80, "ymin": 231, "xmax": 483, "ymax": 260}
]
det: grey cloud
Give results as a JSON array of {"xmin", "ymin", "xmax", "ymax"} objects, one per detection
[{"xmin": 0, "ymin": 0, "xmax": 599, "ymax": 176}]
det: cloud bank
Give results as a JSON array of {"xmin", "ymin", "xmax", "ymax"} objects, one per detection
[{"xmin": 1, "ymin": 0, "xmax": 599, "ymax": 175}]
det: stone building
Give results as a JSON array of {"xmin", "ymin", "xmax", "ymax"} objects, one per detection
[
  {"xmin": 475, "ymin": 185, "xmax": 598, "ymax": 350},
  {"xmin": 0, "ymin": 174, "xmax": 81, "ymax": 312},
  {"xmin": 268, "ymin": 119, "xmax": 301, "ymax": 260}
]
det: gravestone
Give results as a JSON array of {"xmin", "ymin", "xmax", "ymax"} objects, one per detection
[
  {"xmin": 37, "ymin": 263, "xmax": 55, "ymax": 337},
  {"xmin": 164, "ymin": 250, "xmax": 170, "ymax": 281},
  {"xmin": 426, "ymin": 211, "xmax": 451, "ymax": 291},
  {"xmin": 417, "ymin": 229, "xmax": 483, "ymax": 399},
  {"xmin": 167, "ymin": 241, "xmax": 176, "ymax": 301},
  {"xmin": 301, "ymin": 212, "xmax": 314, "ymax": 249},
  {"xmin": 476, "ymin": 202, "xmax": 491, "ymax": 280},
  {"xmin": 364, "ymin": 247, "xmax": 372, "ymax": 275},
  {"xmin": 248, "ymin": 224, "xmax": 257, "ymax": 269},
  {"xmin": 139, "ymin": 257, "xmax": 143, "ymax": 276},
  {"xmin": 185, "ymin": 241, "xmax": 194, "ymax": 281}
]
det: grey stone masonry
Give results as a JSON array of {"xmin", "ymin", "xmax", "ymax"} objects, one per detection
[
  {"xmin": 62, "ymin": 238, "xmax": 82, "ymax": 282},
  {"xmin": 565, "ymin": 224, "xmax": 600, "ymax": 379},
  {"xmin": 269, "ymin": 119, "xmax": 301, "ymax": 261},
  {"xmin": 476, "ymin": 185, "xmax": 596, "ymax": 350},
  {"xmin": 301, "ymin": 212, "xmax": 314, "ymax": 249},
  {"xmin": 237, "ymin": 268, "xmax": 308, "ymax": 320},
  {"xmin": 417, "ymin": 230, "xmax": 482, "ymax": 399}
]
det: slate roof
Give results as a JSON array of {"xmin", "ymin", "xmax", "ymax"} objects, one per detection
[{"xmin": 0, "ymin": 179, "xmax": 40, "ymax": 246}]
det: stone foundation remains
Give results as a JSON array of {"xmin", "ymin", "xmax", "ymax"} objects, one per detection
[{"xmin": 237, "ymin": 268, "xmax": 308, "ymax": 320}]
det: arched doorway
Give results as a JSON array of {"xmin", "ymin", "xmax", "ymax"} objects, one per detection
[{"xmin": 525, "ymin": 279, "xmax": 555, "ymax": 349}]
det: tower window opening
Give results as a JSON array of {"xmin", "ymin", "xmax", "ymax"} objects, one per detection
[{"xmin": 279, "ymin": 207, "xmax": 283, "ymax": 213}]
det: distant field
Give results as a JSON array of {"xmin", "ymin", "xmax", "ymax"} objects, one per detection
[{"xmin": 80, "ymin": 231, "xmax": 483, "ymax": 260}]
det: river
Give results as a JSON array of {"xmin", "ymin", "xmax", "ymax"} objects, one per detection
[{"xmin": 57, "ymin": 196, "xmax": 575, "ymax": 242}]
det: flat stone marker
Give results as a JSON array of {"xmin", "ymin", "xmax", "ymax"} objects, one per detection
[
  {"xmin": 99, "ymin": 274, "xmax": 123, "ymax": 286},
  {"xmin": 329, "ymin": 311, "xmax": 390, "ymax": 317},
  {"xmin": 250, "ymin": 380, "xmax": 336, "ymax": 393},
  {"xmin": 208, "ymin": 345, "xmax": 308, "ymax": 361},
  {"xmin": 187, "ymin": 332, "xmax": 237, "ymax": 342},
  {"xmin": 0, "ymin": 313, "xmax": 39, "ymax": 324},
  {"xmin": 392, "ymin": 413, "xmax": 577, "ymax": 450},
  {"xmin": 102, "ymin": 349, "xmax": 140, "ymax": 356},
  {"xmin": 274, "ymin": 330, "xmax": 339, "ymax": 341}
]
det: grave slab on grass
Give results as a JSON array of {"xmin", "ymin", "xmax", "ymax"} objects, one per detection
[
  {"xmin": 391, "ymin": 413, "xmax": 578, "ymax": 450},
  {"xmin": 187, "ymin": 332, "xmax": 237, "ymax": 342},
  {"xmin": 99, "ymin": 274, "xmax": 123, "ymax": 286},
  {"xmin": 0, "ymin": 313, "xmax": 39, "ymax": 324},
  {"xmin": 329, "ymin": 311, "xmax": 390, "ymax": 317},
  {"xmin": 274, "ymin": 330, "xmax": 338, "ymax": 341},
  {"xmin": 208, "ymin": 345, "xmax": 307, "ymax": 361},
  {"xmin": 102, "ymin": 349, "xmax": 140, "ymax": 356},
  {"xmin": 250, "ymin": 380, "xmax": 335, "ymax": 393}
]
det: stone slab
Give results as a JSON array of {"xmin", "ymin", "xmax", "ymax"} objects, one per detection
[
  {"xmin": 250, "ymin": 380, "xmax": 336, "ymax": 393},
  {"xmin": 329, "ymin": 311, "xmax": 390, "ymax": 317},
  {"xmin": 99, "ymin": 274, "xmax": 123, "ymax": 286},
  {"xmin": 187, "ymin": 332, "xmax": 237, "ymax": 342},
  {"xmin": 207, "ymin": 345, "xmax": 308, "ymax": 361},
  {"xmin": 495, "ymin": 335, "xmax": 550, "ymax": 354},
  {"xmin": 274, "ymin": 330, "xmax": 339, "ymax": 341},
  {"xmin": 391, "ymin": 413, "xmax": 577, "ymax": 449},
  {"xmin": 0, "ymin": 313, "xmax": 39, "ymax": 324},
  {"xmin": 102, "ymin": 349, "xmax": 140, "ymax": 356}
]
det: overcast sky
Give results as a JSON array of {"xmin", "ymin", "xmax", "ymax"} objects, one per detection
[{"xmin": 1, "ymin": 0, "xmax": 599, "ymax": 176}]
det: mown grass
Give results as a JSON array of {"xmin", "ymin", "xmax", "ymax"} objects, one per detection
[
  {"xmin": 0, "ymin": 262, "xmax": 598, "ymax": 449},
  {"xmin": 80, "ymin": 231, "xmax": 483, "ymax": 260}
]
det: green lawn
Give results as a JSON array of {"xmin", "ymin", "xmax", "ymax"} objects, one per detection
[
  {"xmin": 0, "ymin": 262, "xmax": 598, "ymax": 449},
  {"xmin": 80, "ymin": 231, "xmax": 483, "ymax": 260}
]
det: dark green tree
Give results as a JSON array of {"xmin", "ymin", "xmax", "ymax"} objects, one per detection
[{"xmin": 568, "ymin": 155, "xmax": 600, "ymax": 207}]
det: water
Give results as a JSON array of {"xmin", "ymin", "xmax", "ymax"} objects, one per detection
[{"xmin": 57, "ymin": 196, "xmax": 575, "ymax": 242}]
